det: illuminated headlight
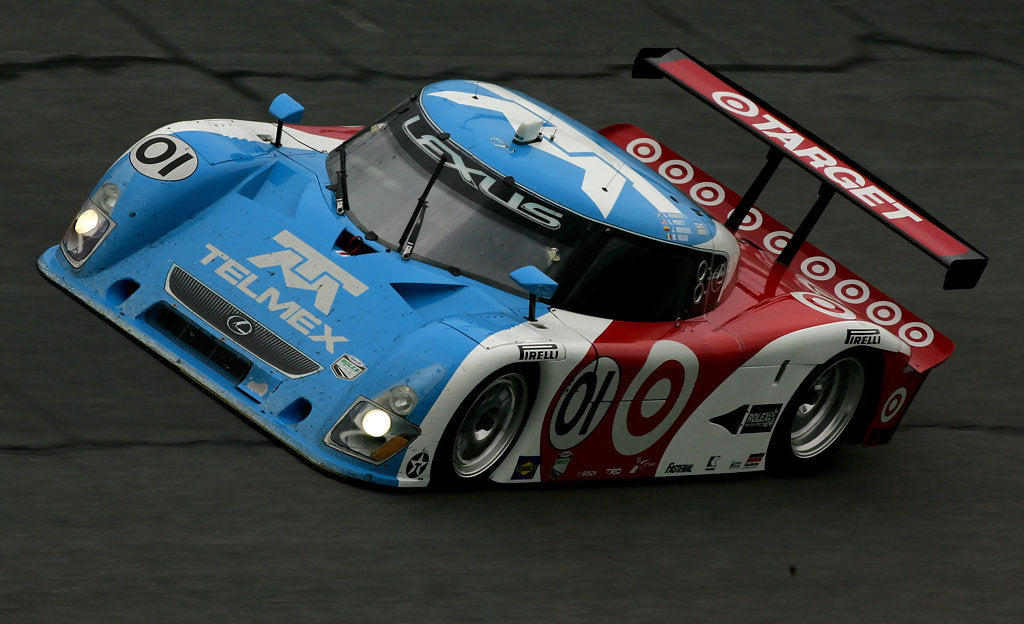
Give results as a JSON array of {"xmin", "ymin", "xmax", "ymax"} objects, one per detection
[
  {"xmin": 325, "ymin": 398, "xmax": 421, "ymax": 465},
  {"xmin": 358, "ymin": 408, "xmax": 392, "ymax": 438},
  {"xmin": 61, "ymin": 183, "xmax": 119, "ymax": 268}
]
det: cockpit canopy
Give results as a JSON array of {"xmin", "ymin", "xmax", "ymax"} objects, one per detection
[{"xmin": 330, "ymin": 81, "xmax": 738, "ymax": 322}]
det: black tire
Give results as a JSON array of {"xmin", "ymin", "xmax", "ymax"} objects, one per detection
[
  {"xmin": 767, "ymin": 350, "xmax": 877, "ymax": 475},
  {"xmin": 432, "ymin": 366, "xmax": 535, "ymax": 486}
]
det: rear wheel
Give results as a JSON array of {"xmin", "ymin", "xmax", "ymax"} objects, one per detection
[
  {"xmin": 768, "ymin": 352, "xmax": 872, "ymax": 475},
  {"xmin": 435, "ymin": 368, "xmax": 532, "ymax": 485}
]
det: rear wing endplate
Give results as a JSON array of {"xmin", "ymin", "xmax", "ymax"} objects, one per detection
[{"xmin": 632, "ymin": 47, "xmax": 987, "ymax": 289}]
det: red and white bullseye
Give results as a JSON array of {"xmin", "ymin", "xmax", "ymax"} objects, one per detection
[
  {"xmin": 834, "ymin": 279, "xmax": 870, "ymax": 304},
  {"xmin": 800, "ymin": 256, "xmax": 837, "ymax": 281},
  {"xmin": 727, "ymin": 207, "xmax": 763, "ymax": 231},
  {"xmin": 867, "ymin": 301, "xmax": 902, "ymax": 326},
  {"xmin": 626, "ymin": 138, "xmax": 662, "ymax": 163},
  {"xmin": 658, "ymin": 159, "xmax": 694, "ymax": 184},
  {"xmin": 712, "ymin": 91, "xmax": 759, "ymax": 117},
  {"xmin": 763, "ymin": 231, "xmax": 792, "ymax": 255},
  {"xmin": 898, "ymin": 322, "xmax": 934, "ymax": 347},
  {"xmin": 689, "ymin": 182, "xmax": 725, "ymax": 207},
  {"xmin": 792, "ymin": 292, "xmax": 857, "ymax": 320},
  {"xmin": 881, "ymin": 387, "xmax": 908, "ymax": 423}
]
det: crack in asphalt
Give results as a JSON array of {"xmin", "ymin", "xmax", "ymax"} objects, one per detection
[
  {"xmin": 1, "ymin": 1, "xmax": 1018, "ymax": 106},
  {"xmin": 0, "ymin": 438, "xmax": 270, "ymax": 454},
  {"xmin": 904, "ymin": 423, "xmax": 1024, "ymax": 436}
]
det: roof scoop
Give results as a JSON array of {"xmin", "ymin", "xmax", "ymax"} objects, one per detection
[{"xmin": 513, "ymin": 120, "xmax": 543, "ymax": 144}]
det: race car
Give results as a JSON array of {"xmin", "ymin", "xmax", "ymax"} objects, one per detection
[{"xmin": 38, "ymin": 47, "xmax": 986, "ymax": 487}]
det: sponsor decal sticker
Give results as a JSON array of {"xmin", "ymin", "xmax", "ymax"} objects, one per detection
[
  {"xmin": 664, "ymin": 462, "xmax": 693, "ymax": 474},
  {"xmin": 518, "ymin": 342, "xmax": 562, "ymax": 362},
  {"xmin": 630, "ymin": 456, "xmax": 657, "ymax": 474},
  {"xmin": 331, "ymin": 354, "xmax": 367, "ymax": 380},
  {"xmin": 846, "ymin": 328, "xmax": 882, "ymax": 345},
  {"xmin": 511, "ymin": 455, "xmax": 541, "ymax": 480},
  {"xmin": 705, "ymin": 456, "xmax": 720, "ymax": 472},
  {"xmin": 743, "ymin": 453, "xmax": 765, "ymax": 469},
  {"xmin": 404, "ymin": 451, "xmax": 430, "ymax": 479},
  {"xmin": 550, "ymin": 451, "xmax": 573, "ymax": 479},
  {"xmin": 130, "ymin": 134, "xmax": 198, "ymax": 181},
  {"xmin": 740, "ymin": 404, "xmax": 783, "ymax": 434},
  {"xmin": 200, "ymin": 233, "xmax": 366, "ymax": 354}
]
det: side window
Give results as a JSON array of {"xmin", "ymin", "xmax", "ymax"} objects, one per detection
[{"xmin": 555, "ymin": 236, "xmax": 724, "ymax": 322}]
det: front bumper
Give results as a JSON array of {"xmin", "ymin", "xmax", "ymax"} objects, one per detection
[{"xmin": 38, "ymin": 245, "xmax": 413, "ymax": 486}]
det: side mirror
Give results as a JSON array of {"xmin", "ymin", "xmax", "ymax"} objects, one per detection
[
  {"xmin": 509, "ymin": 266, "xmax": 558, "ymax": 321},
  {"xmin": 269, "ymin": 93, "xmax": 305, "ymax": 147}
]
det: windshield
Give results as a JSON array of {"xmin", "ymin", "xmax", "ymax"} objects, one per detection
[{"xmin": 338, "ymin": 106, "xmax": 577, "ymax": 292}]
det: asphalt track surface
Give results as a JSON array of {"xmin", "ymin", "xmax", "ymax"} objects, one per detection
[{"xmin": 3, "ymin": 1, "xmax": 1022, "ymax": 622}]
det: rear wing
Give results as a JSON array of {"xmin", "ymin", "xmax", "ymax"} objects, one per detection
[{"xmin": 632, "ymin": 47, "xmax": 987, "ymax": 290}]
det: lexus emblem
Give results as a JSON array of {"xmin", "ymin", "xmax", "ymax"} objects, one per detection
[{"xmin": 225, "ymin": 314, "xmax": 254, "ymax": 336}]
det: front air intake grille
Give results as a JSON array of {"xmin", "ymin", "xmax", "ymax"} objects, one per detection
[
  {"xmin": 148, "ymin": 304, "xmax": 251, "ymax": 383},
  {"xmin": 165, "ymin": 265, "xmax": 322, "ymax": 378}
]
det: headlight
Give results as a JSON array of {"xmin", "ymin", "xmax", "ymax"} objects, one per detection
[
  {"xmin": 325, "ymin": 398, "xmax": 421, "ymax": 465},
  {"xmin": 384, "ymin": 385, "xmax": 417, "ymax": 416},
  {"xmin": 358, "ymin": 408, "xmax": 392, "ymax": 438},
  {"xmin": 61, "ymin": 183, "xmax": 119, "ymax": 268}
]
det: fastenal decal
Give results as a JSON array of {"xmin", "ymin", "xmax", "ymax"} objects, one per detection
[
  {"xmin": 846, "ymin": 328, "xmax": 882, "ymax": 345},
  {"xmin": 331, "ymin": 354, "xmax": 367, "ymax": 380},
  {"xmin": 518, "ymin": 342, "xmax": 563, "ymax": 361},
  {"xmin": 664, "ymin": 462, "xmax": 693, "ymax": 474}
]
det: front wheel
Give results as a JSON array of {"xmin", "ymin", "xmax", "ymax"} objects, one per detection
[
  {"xmin": 767, "ymin": 352, "xmax": 874, "ymax": 475},
  {"xmin": 434, "ymin": 368, "xmax": 533, "ymax": 485}
]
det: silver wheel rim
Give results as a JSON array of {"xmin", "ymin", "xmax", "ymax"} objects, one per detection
[
  {"xmin": 790, "ymin": 358, "xmax": 865, "ymax": 459},
  {"xmin": 452, "ymin": 373, "xmax": 528, "ymax": 478}
]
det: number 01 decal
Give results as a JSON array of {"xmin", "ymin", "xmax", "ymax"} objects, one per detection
[
  {"xmin": 549, "ymin": 357, "xmax": 620, "ymax": 450},
  {"xmin": 129, "ymin": 134, "xmax": 198, "ymax": 181},
  {"xmin": 548, "ymin": 341, "xmax": 699, "ymax": 455},
  {"xmin": 611, "ymin": 341, "xmax": 698, "ymax": 457}
]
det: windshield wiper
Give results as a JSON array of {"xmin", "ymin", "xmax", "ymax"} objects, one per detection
[
  {"xmin": 326, "ymin": 145, "xmax": 351, "ymax": 215},
  {"xmin": 399, "ymin": 152, "xmax": 449, "ymax": 260}
]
